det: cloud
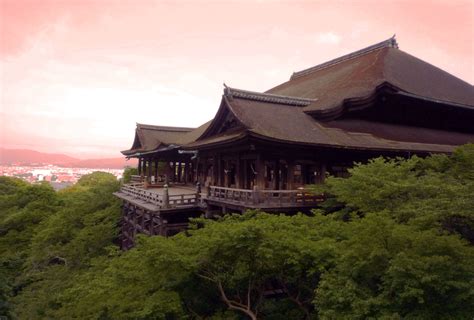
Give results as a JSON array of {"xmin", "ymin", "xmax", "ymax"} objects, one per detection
[{"xmin": 316, "ymin": 31, "xmax": 342, "ymax": 45}]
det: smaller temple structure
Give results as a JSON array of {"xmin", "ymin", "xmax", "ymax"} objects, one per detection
[{"xmin": 114, "ymin": 36, "xmax": 474, "ymax": 249}]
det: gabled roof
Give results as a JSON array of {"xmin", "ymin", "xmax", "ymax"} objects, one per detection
[
  {"xmin": 123, "ymin": 37, "xmax": 474, "ymax": 156},
  {"xmin": 185, "ymin": 87, "xmax": 474, "ymax": 153},
  {"xmin": 121, "ymin": 121, "xmax": 213, "ymax": 156},
  {"xmin": 121, "ymin": 123, "xmax": 194, "ymax": 156},
  {"xmin": 267, "ymin": 36, "xmax": 474, "ymax": 118}
]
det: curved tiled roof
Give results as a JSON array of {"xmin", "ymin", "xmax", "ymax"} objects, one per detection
[
  {"xmin": 121, "ymin": 121, "xmax": 212, "ymax": 156},
  {"xmin": 267, "ymin": 37, "xmax": 474, "ymax": 116},
  {"xmin": 187, "ymin": 94, "xmax": 474, "ymax": 153},
  {"xmin": 121, "ymin": 124, "xmax": 193, "ymax": 156},
  {"xmin": 123, "ymin": 37, "xmax": 474, "ymax": 156}
]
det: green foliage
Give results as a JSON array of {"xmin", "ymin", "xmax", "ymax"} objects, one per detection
[
  {"xmin": 122, "ymin": 166, "xmax": 138, "ymax": 183},
  {"xmin": 51, "ymin": 212, "xmax": 345, "ymax": 319},
  {"xmin": 311, "ymin": 144, "xmax": 474, "ymax": 243},
  {"xmin": 0, "ymin": 178, "xmax": 60, "ymax": 319},
  {"xmin": 0, "ymin": 176, "xmax": 28, "ymax": 196},
  {"xmin": 1, "ymin": 145, "xmax": 473, "ymax": 319},
  {"xmin": 315, "ymin": 214, "xmax": 474, "ymax": 319},
  {"xmin": 0, "ymin": 172, "xmax": 121, "ymax": 319}
]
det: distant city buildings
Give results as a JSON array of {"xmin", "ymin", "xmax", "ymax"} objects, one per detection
[{"xmin": 0, "ymin": 165, "xmax": 124, "ymax": 190}]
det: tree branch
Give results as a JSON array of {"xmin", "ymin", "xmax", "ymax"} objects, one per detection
[{"xmin": 217, "ymin": 280, "xmax": 258, "ymax": 320}]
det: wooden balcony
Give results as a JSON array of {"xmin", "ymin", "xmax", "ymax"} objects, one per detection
[
  {"xmin": 115, "ymin": 183, "xmax": 324, "ymax": 213},
  {"xmin": 114, "ymin": 183, "xmax": 200, "ymax": 212},
  {"xmin": 116, "ymin": 183, "xmax": 325, "ymax": 247},
  {"xmin": 204, "ymin": 186, "xmax": 325, "ymax": 211}
]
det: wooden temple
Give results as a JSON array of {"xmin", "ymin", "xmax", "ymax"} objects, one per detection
[{"xmin": 115, "ymin": 36, "xmax": 474, "ymax": 249}]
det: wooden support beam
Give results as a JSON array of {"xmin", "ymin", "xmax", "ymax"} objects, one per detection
[
  {"xmin": 159, "ymin": 218, "xmax": 166, "ymax": 236},
  {"xmin": 287, "ymin": 160, "xmax": 295, "ymax": 190},
  {"xmin": 149, "ymin": 215, "xmax": 156, "ymax": 235},
  {"xmin": 218, "ymin": 154, "xmax": 223, "ymax": 187},
  {"xmin": 274, "ymin": 160, "xmax": 280, "ymax": 190},
  {"xmin": 138, "ymin": 158, "xmax": 142, "ymax": 175},
  {"xmin": 185, "ymin": 161, "xmax": 190, "ymax": 184},
  {"xmin": 224, "ymin": 159, "xmax": 229, "ymax": 187},
  {"xmin": 196, "ymin": 157, "xmax": 202, "ymax": 184},
  {"xmin": 236, "ymin": 154, "xmax": 241, "ymax": 189},
  {"xmin": 243, "ymin": 159, "xmax": 248, "ymax": 189},
  {"xmin": 320, "ymin": 162, "xmax": 327, "ymax": 183},
  {"xmin": 132, "ymin": 206, "xmax": 138, "ymax": 236},
  {"xmin": 172, "ymin": 162, "xmax": 176, "ymax": 182},
  {"xmin": 141, "ymin": 211, "xmax": 146, "ymax": 231},
  {"xmin": 255, "ymin": 154, "xmax": 265, "ymax": 190},
  {"xmin": 177, "ymin": 162, "xmax": 182, "ymax": 183},
  {"xmin": 212, "ymin": 156, "xmax": 218, "ymax": 186}
]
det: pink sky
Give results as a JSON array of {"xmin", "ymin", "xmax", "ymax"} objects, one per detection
[{"xmin": 1, "ymin": 0, "xmax": 472, "ymax": 158}]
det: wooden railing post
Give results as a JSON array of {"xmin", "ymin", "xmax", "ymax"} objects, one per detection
[
  {"xmin": 196, "ymin": 182, "xmax": 201, "ymax": 194},
  {"xmin": 252, "ymin": 186, "xmax": 260, "ymax": 204},
  {"xmin": 163, "ymin": 184, "xmax": 169, "ymax": 209}
]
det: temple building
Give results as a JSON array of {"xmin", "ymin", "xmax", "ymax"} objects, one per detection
[{"xmin": 115, "ymin": 37, "xmax": 474, "ymax": 249}]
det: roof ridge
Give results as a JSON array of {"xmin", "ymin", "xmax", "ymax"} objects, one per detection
[
  {"xmin": 223, "ymin": 85, "xmax": 317, "ymax": 106},
  {"xmin": 137, "ymin": 123, "xmax": 195, "ymax": 132},
  {"xmin": 291, "ymin": 35, "xmax": 398, "ymax": 80}
]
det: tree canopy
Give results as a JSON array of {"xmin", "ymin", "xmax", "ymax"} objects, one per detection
[{"xmin": 0, "ymin": 145, "xmax": 473, "ymax": 319}]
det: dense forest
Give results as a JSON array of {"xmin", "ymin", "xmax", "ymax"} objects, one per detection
[{"xmin": 1, "ymin": 145, "xmax": 473, "ymax": 319}]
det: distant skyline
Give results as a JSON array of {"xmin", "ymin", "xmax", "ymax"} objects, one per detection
[{"xmin": 1, "ymin": 0, "xmax": 473, "ymax": 158}]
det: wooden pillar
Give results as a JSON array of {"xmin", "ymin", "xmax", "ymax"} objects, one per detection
[
  {"xmin": 274, "ymin": 160, "xmax": 280, "ymax": 190},
  {"xmin": 138, "ymin": 158, "xmax": 142, "ymax": 175},
  {"xmin": 149, "ymin": 214, "xmax": 155, "ymax": 236},
  {"xmin": 212, "ymin": 156, "xmax": 218, "ymax": 186},
  {"xmin": 141, "ymin": 159, "xmax": 145, "ymax": 178},
  {"xmin": 287, "ymin": 160, "xmax": 295, "ymax": 190},
  {"xmin": 132, "ymin": 206, "xmax": 138, "ymax": 236},
  {"xmin": 255, "ymin": 154, "xmax": 265, "ymax": 190},
  {"xmin": 243, "ymin": 159, "xmax": 248, "ymax": 189},
  {"xmin": 172, "ymin": 162, "xmax": 176, "ymax": 182},
  {"xmin": 143, "ymin": 159, "xmax": 147, "ymax": 180},
  {"xmin": 217, "ymin": 154, "xmax": 223, "ymax": 187},
  {"xmin": 163, "ymin": 185, "xmax": 169, "ymax": 209},
  {"xmin": 280, "ymin": 161, "xmax": 288, "ymax": 190},
  {"xmin": 146, "ymin": 159, "xmax": 151, "ymax": 181},
  {"xmin": 186, "ymin": 162, "xmax": 191, "ymax": 184},
  {"xmin": 177, "ymin": 162, "xmax": 182, "ymax": 183},
  {"xmin": 236, "ymin": 154, "xmax": 241, "ymax": 189},
  {"xmin": 158, "ymin": 217, "xmax": 165, "ymax": 236},
  {"xmin": 154, "ymin": 159, "xmax": 159, "ymax": 182},
  {"xmin": 224, "ymin": 160, "xmax": 229, "ymax": 187},
  {"xmin": 141, "ymin": 211, "xmax": 146, "ymax": 231},
  {"xmin": 196, "ymin": 158, "xmax": 201, "ymax": 184},
  {"xmin": 181, "ymin": 162, "xmax": 188, "ymax": 183},
  {"xmin": 320, "ymin": 162, "xmax": 327, "ymax": 183}
]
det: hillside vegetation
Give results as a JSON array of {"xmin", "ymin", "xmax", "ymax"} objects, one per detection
[{"xmin": 0, "ymin": 145, "xmax": 473, "ymax": 319}]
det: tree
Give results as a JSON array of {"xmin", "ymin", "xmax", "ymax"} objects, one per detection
[
  {"xmin": 122, "ymin": 166, "xmax": 138, "ymax": 184},
  {"xmin": 181, "ymin": 212, "xmax": 344, "ymax": 319},
  {"xmin": 0, "ymin": 178, "xmax": 60, "ymax": 318},
  {"xmin": 311, "ymin": 144, "xmax": 474, "ymax": 243},
  {"xmin": 315, "ymin": 214, "xmax": 474, "ymax": 319},
  {"xmin": 2, "ymin": 172, "xmax": 122, "ymax": 319}
]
